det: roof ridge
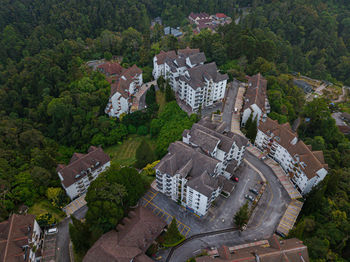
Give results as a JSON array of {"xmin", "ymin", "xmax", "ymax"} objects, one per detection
[
  {"xmin": 65, "ymin": 147, "xmax": 101, "ymax": 169},
  {"xmin": 3, "ymin": 214, "xmax": 15, "ymax": 261}
]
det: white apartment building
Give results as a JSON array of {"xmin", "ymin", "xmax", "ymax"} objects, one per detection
[
  {"xmin": 104, "ymin": 64, "xmax": 143, "ymax": 118},
  {"xmin": 241, "ymin": 73, "xmax": 270, "ymax": 126},
  {"xmin": 255, "ymin": 118, "xmax": 328, "ymax": 195},
  {"xmin": 57, "ymin": 146, "xmax": 111, "ymax": 200},
  {"xmin": 155, "ymin": 118, "xmax": 248, "ymax": 216},
  {"xmin": 153, "ymin": 48, "xmax": 228, "ymax": 111},
  {"xmin": 0, "ymin": 214, "xmax": 43, "ymax": 262}
]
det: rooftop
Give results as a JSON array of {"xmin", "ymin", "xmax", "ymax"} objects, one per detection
[
  {"xmin": 259, "ymin": 118, "xmax": 328, "ymax": 179},
  {"xmin": 196, "ymin": 235, "xmax": 309, "ymax": 262},
  {"xmin": 57, "ymin": 146, "xmax": 110, "ymax": 188},
  {"xmin": 83, "ymin": 206, "xmax": 166, "ymax": 262},
  {"xmin": 0, "ymin": 214, "xmax": 37, "ymax": 262},
  {"xmin": 243, "ymin": 73, "xmax": 268, "ymax": 112},
  {"xmin": 181, "ymin": 62, "xmax": 228, "ymax": 89}
]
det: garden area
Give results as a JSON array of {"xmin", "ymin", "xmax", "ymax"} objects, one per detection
[{"xmin": 105, "ymin": 135, "xmax": 157, "ymax": 167}]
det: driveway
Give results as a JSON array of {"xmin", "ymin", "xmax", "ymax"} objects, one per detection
[
  {"xmin": 165, "ymin": 151, "xmax": 291, "ymax": 262},
  {"xmin": 222, "ymin": 80, "xmax": 239, "ymax": 126},
  {"xmin": 56, "ymin": 205, "xmax": 88, "ymax": 262}
]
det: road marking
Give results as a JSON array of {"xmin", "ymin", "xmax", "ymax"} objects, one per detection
[
  {"xmin": 146, "ymin": 201, "xmax": 191, "ymax": 234},
  {"xmin": 286, "ymin": 211, "xmax": 297, "ymax": 218},
  {"xmin": 278, "ymin": 223, "xmax": 290, "ymax": 231},
  {"xmin": 143, "ymin": 191, "xmax": 158, "ymax": 207}
]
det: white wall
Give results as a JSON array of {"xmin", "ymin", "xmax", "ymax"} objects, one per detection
[{"xmin": 61, "ymin": 162, "xmax": 110, "ymax": 200}]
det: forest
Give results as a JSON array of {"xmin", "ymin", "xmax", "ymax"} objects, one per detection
[{"xmin": 0, "ymin": 0, "xmax": 349, "ymax": 260}]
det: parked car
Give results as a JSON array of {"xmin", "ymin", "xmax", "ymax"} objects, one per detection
[
  {"xmin": 231, "ymin": 176, "xmax": 239, "ymax": 182},
  {"xmin": 249, "ymin": 188, "xmax": 259, "ymax": 195},
  {"xmin": 46, "ymin": 227, "xmax": 58, "ymax": 235},
  {"xmin": 244, "ymin": 194, "xmax": 254, "ymax": 202}
]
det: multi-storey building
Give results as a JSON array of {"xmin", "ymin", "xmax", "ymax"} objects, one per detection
[
  {"xmin": 57, "ymin": 146, "xmax": 111, "ymax": 200},
  {"xmin": 104, "ymin": 64, "xmax": 143, "ymax": 118},
  {"xmin": 152, "ymin": 48, "xmax": 228, "ymax": 111},
  {"xmin": 241, "ymin": 73, "xmax": 270, "ymax": 126},
  {"xmin": 255, "ymin": 117, "xmax": 328, "ymax": 195},
  {"xmin": 188, "ymin": 12, "xmax": 232, "ymax": 33},
  {"xmin": 0, "ymin": 214, "xmax": 43, "ymax": 262},
  {"xmin": 155, "ymin": 118, "xmax": 248, "ymax": 216}
]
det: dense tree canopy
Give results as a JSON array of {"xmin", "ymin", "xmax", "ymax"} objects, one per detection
[{"xmin": 1, "ymin": 0, "xmax": 350, "ymax": 259}]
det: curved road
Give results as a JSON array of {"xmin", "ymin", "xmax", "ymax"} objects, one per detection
[{"xmin": 166, "ymin": 151, "xmax": 290, "ymax": 262}]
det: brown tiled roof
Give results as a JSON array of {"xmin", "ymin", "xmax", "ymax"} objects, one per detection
[
  {"xmin": 155, "ymin": 141, "xmax": 219, "ymax": 179},
  {"xmin": 289, "ymin": 141, "xmax": 326, "ymax": 179},
  {"xmin": 83, "ymin": 207, "xmax": 166, "ymax": 262},
  {"xmin": 110, "ymin": 64, "xmax": 142, "ymax": 98},
  {"xmin": 155, "ymin": 50, "xmax": 177, "ymax": 65},
  {"xmin": 57, "ymin": 146, "xmax": 110, "ymax": 188},
  {"xmin": 196, "ymin": 235, "xmax": 309, "ymax": 262},
  {"xmin": 187, "ymin": 170, "xmax": 220, "ymax": 196},
  {"xmin": 259, "ymin": 118, "xmax": 297, "ymax": 150},
  {"xmin": 178, "ymin": 47, "xmax": 200, "ymax": 57},
  {"xmin": 189, "ymin": 12, "xmax": 210, "ymax": 20},
  {"xmin": 0, "ymin": 214, "xmax": 36, "ymax": 262},
  {"xmin": 216, "ymin": 13, "xmax": 227, "ymax": 18},
  {"xmin": 182, "ymin": 62, "xmax": 228, "ymax": 89},
  {"xmin": 259, "ymin": 118, "xmax": 327, "ymax": 179},
  {"xmin": 98, "ymin": 62, "xmax": 124, "ymax": 76},
  {"xmin": 243, "ymin": 73, "xmax": 267, "ymax": 112},
  {"xmin": 338, "ymin": 125, "xmax": 350, "ymax": 134}
]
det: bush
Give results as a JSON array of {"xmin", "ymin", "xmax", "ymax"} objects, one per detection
[
  {"xmin": 128, "ymin": 125, "xmax": 137, "ymax": 134},
  {"xmin": 164, "ymin": 217, "xmax": 184, "ymax": 246},
  {"xmin": 137, "ymin": 125, "xmax": 148, "ymax": 136}
]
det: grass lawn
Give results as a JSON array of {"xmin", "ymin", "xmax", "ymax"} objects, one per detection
[
  {"xmin": 105, "ymin": 134, "xmax": 157, "ymax": 167},
  {"xmin": 28, "ymin": 199, "xmax": 66, "ymax": 222},
  {"xmin": 156, "ymin": 90, "xmax": 166, "ymax": 113}
]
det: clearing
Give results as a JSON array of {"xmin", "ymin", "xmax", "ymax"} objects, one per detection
[
  {"xmin": 156, "ymin": 90, "xmax": 166, "ymax": 113},
  {"xmin": 28, "ymin": 199, "xmax": 66, "ymax": 222},
  {"xmin": 105, "ymin": 135, "xmax": 157, "ymax": 167}
]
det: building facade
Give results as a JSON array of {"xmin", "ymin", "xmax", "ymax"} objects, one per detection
[
  {"xmin": 57, "ymin": 146, "xmax": 111, "ymax": 200},
  {"xmin": 104, "ymin": 64, "xmax": 143, "ymax": 118},
  {"xmin": 0, "ymin": 214, "xmax": 43, "ymax": 262},
  {"xmin": 241, "ymin": 73, "xmax": 270, "ymax": 126},
  {"xmin": 255, "ymin": 118, "xmax": 328, "ymax": 195},
  {"xmin": 155, "ymin": 118, "xmax": 247, "ymax": 216},
  {"xmin": 152, "ymin": 48, "xmax": 228, "ymax": 111}
]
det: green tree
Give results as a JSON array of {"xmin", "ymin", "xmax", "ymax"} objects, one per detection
[
  {"xmin": 164, "ymin": 217, "xmax": 183, "ymax": 245},
  {"xmin": 234, "ymin": 202, "xmax": 249, "ymax": 230},
  {"xmin": 69, "ymin": 216, "xmax": 100, "ymax": 256},
  {"xmin": 85, "ymin": 173, "xmax": 127, "ymax": 232},
  {"xmin": 157, "ymin": 76, "xmax": 165, "ymax": 92},
  {"xmin": 246, "ymin": 117, "xmax": 257, "ymax": 142},
  {"xmin": 165, "ymin": 83, "xmax": 175, "ymax": 102},
  {"xmin": 135, "ymin": 139, "xmax": 156, "ymax": 169}
]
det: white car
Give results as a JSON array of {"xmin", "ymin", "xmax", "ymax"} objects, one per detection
[{"xmin": 46, "ymin": 227, "xmax": 58, "ymax": 235}]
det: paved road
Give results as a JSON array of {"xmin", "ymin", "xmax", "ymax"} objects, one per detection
[
  {"xmin": 166, "ymin": 151, "xmax": 290, "ymax": 262},
  {"xmin": 56, "ymin": 205, "xmax": 88, "ymax": 262},
  {"xmin": 222, "ymin": 81, "xmax": 239, "ymax": 126}
]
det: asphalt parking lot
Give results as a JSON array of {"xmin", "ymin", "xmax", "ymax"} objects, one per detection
[
  {"xmin": 141, "ymin": 162, "xmax": 264, "ymax": 236},
  {"xmin": 142, "ymin": 189, "xmax": 191, "ymax": 236}
]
